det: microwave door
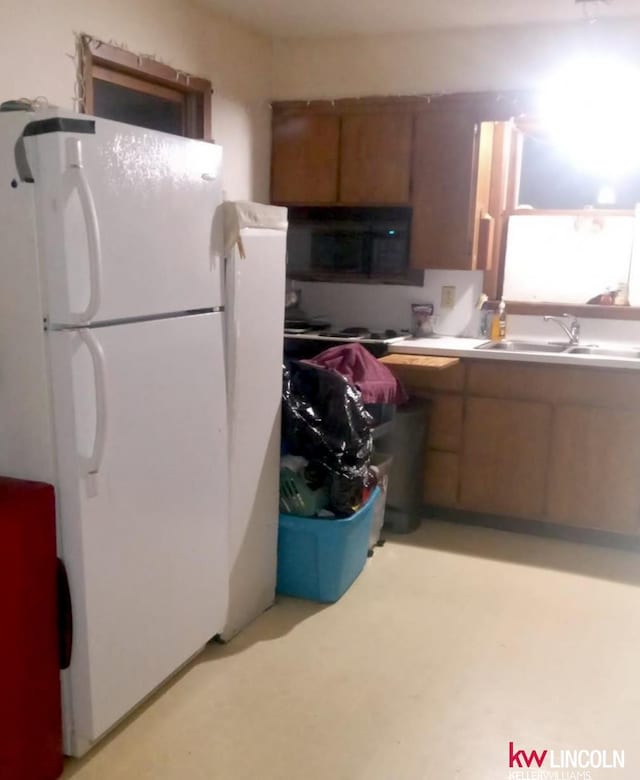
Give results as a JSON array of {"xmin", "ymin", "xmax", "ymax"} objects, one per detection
[
  {"xmin": 370, "ymin": 230, "xmax": 409, "ymax": 277},
  {"xmin": 311, "ymin": 230, "xmax": 367, "ymax": 275}
]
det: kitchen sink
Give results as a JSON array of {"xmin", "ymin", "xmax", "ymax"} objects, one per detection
[
  {"xmin": 475, "ymin": 340, "xmax": 569, "ymax": 353},
  {"xmin": 566, "ymin": 346, "xmax": 640, "ymax": 359}
]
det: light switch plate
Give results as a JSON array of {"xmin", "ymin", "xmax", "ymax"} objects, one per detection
[{"xmin": 441, "ymin": 285, "xmax": 456, "ymax": 308}]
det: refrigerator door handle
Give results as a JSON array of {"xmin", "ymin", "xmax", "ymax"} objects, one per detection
[
  {"xmin": 66, "ymin": 138, "xmax": 103, "ymax": 324},
  {"xmin": 77, "ymin": 328, "xmax": 108, "ymax": 486}
]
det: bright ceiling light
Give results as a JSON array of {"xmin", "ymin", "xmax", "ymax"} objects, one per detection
[
  {"xmin": 539, "ymin": 55, "xmax": 640, "ymax": 180},
  {"xmin": 597, "ymin": 185, "xmax": 616, "ymax": 205}
]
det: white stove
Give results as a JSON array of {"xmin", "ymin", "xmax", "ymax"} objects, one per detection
[
  {"xmin": 284, "ymin": 324, "xmax": 409, "ymax": 345},
  {"xmin": 283, "ymin": 323, "xmax": 410, "ymax": 358}
]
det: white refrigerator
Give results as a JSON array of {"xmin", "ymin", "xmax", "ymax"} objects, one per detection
[
  {"xmin": 221, "ymin": 202, "xmax": 287, "ymax": 640},
  {"xmin": 0, "ymin": 108, "xmax": 229, "ymax": 756}
]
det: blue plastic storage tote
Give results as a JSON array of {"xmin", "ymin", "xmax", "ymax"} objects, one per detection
[{"xmin": 277, "ymin": 487, "xmax": 380, "ymax": 603}]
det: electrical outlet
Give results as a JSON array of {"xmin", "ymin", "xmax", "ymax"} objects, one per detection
[{"xmin": 441, "ymin": 285, "xmax": 456, "ymax": 309}]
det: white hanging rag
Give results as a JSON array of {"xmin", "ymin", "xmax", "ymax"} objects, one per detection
[{"xmin": 223, "ymin": 201, "xmax": 288, "ymax": 258}]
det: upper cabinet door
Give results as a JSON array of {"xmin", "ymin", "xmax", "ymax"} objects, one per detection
[
  {"xmin": 410, "ymin": 108, "xmax": 480, "ymax": 270},
  {"xmin": 271, "ymin": 112, "xmax": 340, "ymax": 205},
  {"xmin": 339, "ymin": 112, "xmax": 413, "ymax": 204}
]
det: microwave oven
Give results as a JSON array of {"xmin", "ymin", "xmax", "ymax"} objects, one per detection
[{"xmin": 286, "ymin": 207, "xmax": 414, "ymax": 282}]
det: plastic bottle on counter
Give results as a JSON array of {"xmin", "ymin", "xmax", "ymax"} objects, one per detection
[
  {"xmin": 490, "ymin": 299, "xmax": 507, "ymax": 340},
  {"xmin": 498, "ymin": 298, "xmax": 507, "ymax": 339}
]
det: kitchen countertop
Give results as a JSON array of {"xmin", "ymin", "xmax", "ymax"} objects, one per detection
[{"xmin": 390, "ymin": 336, "xmax": 640, "ymax": 370}]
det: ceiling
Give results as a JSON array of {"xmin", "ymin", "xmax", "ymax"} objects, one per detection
[{"xmin": 199, "ymin": 0, "xmax": 640, "ymax": 37}]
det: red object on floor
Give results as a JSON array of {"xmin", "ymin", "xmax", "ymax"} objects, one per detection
[{"xmin": 0, "ymin": 478, "xmax": 63, "ymax": 780}]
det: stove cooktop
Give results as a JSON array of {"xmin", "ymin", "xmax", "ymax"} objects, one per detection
[
  {"xmin": 317, "ymin": 327, "xmax": 405, "ymax": 342},
  {"xmin": 284, "ymin": 324, "xmax": 410, "ymax": 344}
]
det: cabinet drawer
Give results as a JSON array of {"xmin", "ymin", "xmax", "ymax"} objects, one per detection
[{"xmin": 467, "ymin": 360, "xmax": 640, "ymax": 409}]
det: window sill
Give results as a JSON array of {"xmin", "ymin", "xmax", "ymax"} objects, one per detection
[{"xmin": 506, "ymin": 301, "xmax": 640, "ymax": 321}]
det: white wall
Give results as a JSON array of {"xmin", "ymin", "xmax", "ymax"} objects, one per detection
[
  {"xmin": 297, "ymin": 271, "xmax": 484, "ymax": 337},
  {"xmin": 0, "ymin": 0, "xmax": 272, "ymax": 200},
  {"xmin": 272, "ymin": 18, "xmax": 640, "ymax": 99}
]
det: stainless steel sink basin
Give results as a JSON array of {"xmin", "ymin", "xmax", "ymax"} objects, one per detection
[
  {"xmin": 474, "ymin": 340, "xmax": 640, "ymax": 360},
  {"xmin": 566, "ymin": 346, "xmax": 640, "ymax": 359},
  {"xmin": 475, "ymin": 340, "xmax": 569, "ymax": 353}
]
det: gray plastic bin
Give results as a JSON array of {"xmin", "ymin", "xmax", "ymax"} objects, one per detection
[
  {"xmin": 369, "ymin": 450, "xmax": 393, "ymax": 549},
  {"xmin": 384, "ymin": 399, "xmax": 431, "ymax": 534}
]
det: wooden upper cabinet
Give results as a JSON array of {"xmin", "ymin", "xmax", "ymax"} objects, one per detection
[
  {"xmin": 339, "ymin": 112, "xmax": 413, "ymax": 204},
  {"xmin": 410, "ymin": 108, "xmax": 495, "ymax": 270},
  {"xmin": 271, "ymin": 112, "xmax": 340, "ymax": 204}
]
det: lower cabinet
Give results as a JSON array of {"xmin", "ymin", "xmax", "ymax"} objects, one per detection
[
  {"xmin": 386, "ymin": 357, "xmax": 640, "ymax": 536},
  {"xmin": 546, "ymin": 405, "xmax": 640, "ymax": 534},
  {"xmin": 424, "ymin": 450, "xmax": 459, "ymax": 507},
  {"xmin": 428, "ymin": 395, "xmax": 464, "ymax": 452},
  {"xmin": 459, "ymin": 398, "xmax": 551, "ymax": 519}
]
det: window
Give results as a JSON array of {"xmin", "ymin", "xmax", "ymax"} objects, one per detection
[
  {"xmin": 488, "ymin": 118, "xmax": 640, "ymax": 318},
  {"xmin": 78, "ymin": 35, "xmax": 212, "ymax": 140},
  {"xmin": 502, "ymin": 211, "xmax": 636, "ymax": 305},
  {"xmin": 518, "ymin": 128, "xmax": 640, "ymax": 210}
]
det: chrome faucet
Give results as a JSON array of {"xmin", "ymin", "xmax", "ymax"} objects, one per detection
[{"xmin": 543, "ymin": 314, "xmax": 580, "ymax": 345}]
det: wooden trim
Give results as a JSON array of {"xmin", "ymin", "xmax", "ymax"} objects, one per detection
[
  {"xmin": 92, "ymin": 65, "xmax": 186, "ymax": 103},
  {"xmin": 476, "ymin": 214, "xmax": 494, "ymax": 271},
  {"xmin": 483, "ymin": 121, "xmax": 517, "ymax": 298},
  {"xmin": 505, "ymin": 301, "xmax": 640, "ymax": 320},
  {"xmin": 510, "ymin": 208, "xmax": 634, "ymax": 217},
  {"xmin": 500, "ymin": 206, "xmax": 640, "ymax": 318},
  {"xmin": 80, "ymin": 35, "xmax": 212, "ymax": 141},
  {"xmin": 272, "ymin": 89, "xmax": 536, "ymax": 118},
  {"xmin": 87, "ymin": 39, "xmax": 210, "ymax": 93}
]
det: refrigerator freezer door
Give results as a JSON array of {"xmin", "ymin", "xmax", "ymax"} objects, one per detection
[
  {"xmin": 25, "ymin": 113, "xmax": 223, "ymax": 325},
  {"xmin": 48, "ymin": 312, "xmax": 228, "ymax": 756},
  {"xmin": 222, "ymin": 227, "xmax": 286, "ymax": 640}
]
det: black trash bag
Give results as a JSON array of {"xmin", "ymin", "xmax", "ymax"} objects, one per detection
[
  {"xmin": 329, "ymin": 471, "xmax": 376, "ymax": 517},
  {"xmin": 282, "ymin": 361, "xmax": 374, "ymax": 484}
]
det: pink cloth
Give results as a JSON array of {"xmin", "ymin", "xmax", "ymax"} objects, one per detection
[{"xmin": 306, "ymin": 343, "xmax": 408, "ymax": 405}]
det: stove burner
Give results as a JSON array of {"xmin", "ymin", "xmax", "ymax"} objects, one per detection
[
  {"xmin": 369, "ymin": 329, "xmax": 400, "ymax": 341},
  {"xmin": 339, "ymin": 326, "xmax": 371, "ymax": 337}
]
